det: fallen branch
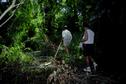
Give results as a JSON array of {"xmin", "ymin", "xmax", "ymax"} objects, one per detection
[{"xmin": 54, "ymin": 40, "xmax": 62, "ymax": 58}]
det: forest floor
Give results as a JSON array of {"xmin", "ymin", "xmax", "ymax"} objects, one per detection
[
  {"xmin": 17, "ymin": 56, "xmax": 118, "ymax": 84},
  {"xmin": 41, "ymin": 58, "xmax": 118, "ymax": 84},
  {"xmin": 0, "ymin": 53, "xmax": 119, "ymax": 84}
]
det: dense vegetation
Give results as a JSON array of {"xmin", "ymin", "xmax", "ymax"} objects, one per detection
[{"xmin": 0, "ymin": 0, "xmax": 125, "ymax": 84}]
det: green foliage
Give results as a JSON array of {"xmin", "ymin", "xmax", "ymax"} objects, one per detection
[
  {"xmin": 1, "ymin": 0, "xmax": 49, "ymax": 66},
  {"xmin": 0, "ymin": 0, "xmax": 99, "ymax": 65},
  {"xmin": 8, "ymin": 0, "xmax": 48, "ymax": 50},
  {"xmin": 69, "ymin": 32, "xmax": 84, "ymax": 62},
  {"xmin": 0, "ymin": 45, "xmax": 33, "ymax": 65},
  {"xmin": 0, "ymin": 0, "xmax": 105, "ymax": 83}
]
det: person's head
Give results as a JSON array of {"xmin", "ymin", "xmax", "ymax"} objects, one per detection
[
  {"xmin": 84, "ymin": 27, "xmax": 88, "ymax": 30},
  {"xmin": 62, "ymin": 25, "xmax": 68, "ymax": 31},
  {"xmin": 83, "ymin": 21, "xmax": 89, "ymax": 27},
  {"xmin": 64, "ymin": 25, "xmax": 67, "ymax": 28}
]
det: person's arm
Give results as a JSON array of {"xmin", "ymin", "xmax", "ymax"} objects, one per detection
[{"xmin": 81, "ymin": 29, "xmax": 88, "ymax": 42}]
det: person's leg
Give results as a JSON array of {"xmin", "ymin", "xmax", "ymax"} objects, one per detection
[
  {"xmin": 88, "ymin": 56, "xmax": 95, "ymax": 73},
  {"xmin": 86, "ymin": 56, "xmax": 90, "ymax": 67},
  {"xmin": 65, "ymin": 46, "xmax": 69, "ymax": 54},
  {"xmin": 88, "ymin": 56, "xmax": 97, "ymax": 73},
  {"xmin": 83, "ymin": 44, "xmax": 91, "ymax": 72},
  {"xmin": 63, "ymin": 40, "xmax": 69, "ymax": 55},
  {"xmin": 91, "ymin": 44, "xmax": 98, "ymax": 72},
  {"xmin": 85, "ymin": 44, "xmax": 97, "ymax": 73},
  {"xmin": 83, "ymin": 56, "xmax": 92, "ymax": 73}
]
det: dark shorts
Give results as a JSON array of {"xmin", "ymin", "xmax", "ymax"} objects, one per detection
[{"xmin": 83, "ymin": 44, "xmax": 94, "ymax": 57}]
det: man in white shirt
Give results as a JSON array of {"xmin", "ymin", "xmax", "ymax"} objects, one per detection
[
  {"xmin": 81, "ymin": 22, "xmax": 97, "ymax": 73},
  {"xmin": 62, "ymin": 26, "xmax": 72, "ymax": 54}
]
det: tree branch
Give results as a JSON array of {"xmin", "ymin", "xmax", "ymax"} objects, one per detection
[
  {"xmin": 0, "ymin": 0, "xmax": 24, "ymax": 27},
  {"xmin": 0, "ymin": 5, "xmax": 20, "ymax": 27},
  {"xmin": 0, "ymin": 0, "xmax": 16, "ymax": 20},
  {"xmin": 0, "ymin": 11, "xmax": 15, "ymax": 27}
]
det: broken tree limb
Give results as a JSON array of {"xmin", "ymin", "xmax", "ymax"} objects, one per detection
[{"xmin": 54, "ymin": 40, "xmax": 62, "ymax": 58}]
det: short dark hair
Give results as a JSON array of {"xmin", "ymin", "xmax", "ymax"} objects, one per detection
[
  {"xmin": 64, "ymin": 25, "xmax": 67, "ymax": 28},
  {"xmin": 62, "ymin": 25, "xmax": 67, "ymax": 30},
  {"xmin": 83, "ymin": 21, "xmax": 89, "ymax": 27}
]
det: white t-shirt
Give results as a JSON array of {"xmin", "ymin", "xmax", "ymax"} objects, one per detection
[
  {"xmin": 1, "ymin": 0, "xmax": 7, "ymax": 2},
  {"xmin": 83, "ymin": 28, "xmax": 94, "ymax": 44},
  {"xmin": 62, "ymin": 29, "xmax": 72, "ymax": 47}
]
